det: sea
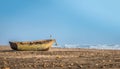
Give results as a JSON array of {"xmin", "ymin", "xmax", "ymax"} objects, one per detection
[{"xmin": 53, "ymin": 44, "xmax": 120, "ymax": 50}]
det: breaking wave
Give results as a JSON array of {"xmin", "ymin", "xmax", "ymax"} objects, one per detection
[{"xmin": 53, "ymin": 44, "xmax": 120, "ymax": 50}]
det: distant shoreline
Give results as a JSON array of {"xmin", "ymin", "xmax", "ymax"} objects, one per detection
[{"xmin": 0, "ymin": 45, "xmax": 120, "ymax": 51}]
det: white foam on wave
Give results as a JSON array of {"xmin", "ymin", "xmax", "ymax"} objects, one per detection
[
  {"xmin": 53, "ymin": 44, "xmax": 120, "ymax": 50},
  {"xmin": 64, "ymin": 44, "xmax": 80, "ymax": 48},
  {"xmin": 89, "ymin": 44, "xmax": 120, "ymax": 50}
]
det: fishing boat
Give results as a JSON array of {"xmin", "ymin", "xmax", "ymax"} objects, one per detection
[{"xmin": 9, "ymin": 39, "xmax": 57, "ymax": 51}]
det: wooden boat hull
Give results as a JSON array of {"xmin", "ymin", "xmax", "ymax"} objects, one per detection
[{"xmin": 9, "ymin": 39, "xmax": 56, "ymax": 51}]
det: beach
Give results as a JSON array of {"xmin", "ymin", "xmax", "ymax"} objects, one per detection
[{"xmin": 0, "ymin": 46, "xmax": 120, "ymax": 69}]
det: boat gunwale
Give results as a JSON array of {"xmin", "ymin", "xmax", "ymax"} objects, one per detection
[{"xmin": 9, "ymin": 39, "xmax": 56, "ymax": 45}]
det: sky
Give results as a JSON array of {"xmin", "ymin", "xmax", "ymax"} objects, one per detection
[{"xmin": 0, "ymin": 0, "xmax": 120, "ymax": 45}]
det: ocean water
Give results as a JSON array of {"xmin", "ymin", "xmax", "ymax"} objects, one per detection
[{"xmin": 53, "ymin": 44, "xmax": 120, "ymax": 50}]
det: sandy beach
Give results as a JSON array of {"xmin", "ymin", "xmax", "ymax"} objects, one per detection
[{"xmin": 0, "ymin": 46, "xmax": 120, "ymax": 69}]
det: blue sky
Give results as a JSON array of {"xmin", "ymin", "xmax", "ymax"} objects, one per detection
[{"xmin": 0, "ymin": 0, "xmax": 120, "ymax": 45}]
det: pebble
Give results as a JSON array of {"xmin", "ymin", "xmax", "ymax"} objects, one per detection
[
  {"xmin": 102, "ymin": 60, "xmax": 105, "ymax": 62},
  {"xmin": 28, "ymin": 65, "xmax": 32, "ymax": 67},
  {"xmin": 60, "ymin": 64, "xmax": 64, "ymax": 67},
  {"xmin": 95, "ymin": 64, "xmax": 99, "ymax": 66},
  {"xmin": 91, "ymin": 53, "xmax": 94, "ymax": 56},
  {"xmin": 109, "ymin": 60, "xmax": 111, "ymax": 62},
  {"xmin": 68, "ymin": 65, "xmax": 71, "ymax": 68},
  {"xmin": 75, "ymin": 61, "xmax": 78, "ymax": 63},
  {"xmin": 56, "ymin": 55, "xmax": 61, "ymax": 59},
  {"xmin": 14, "ymin": 64, "xmax": 17, "ymax": 67},
  {"xmin": 43, "ymin": 63, "xmax": 46, "ymax": 68},
  {"xmin": 79, "ymin": 65, "xmax": 83, "ymax": 68},
  {"xmin": 32, "ymin": 65, "xmax": 36, "ymax": 68},
  {"xmin": 70, "ymin": 63, "xmax": 74, "ymax": 66}
]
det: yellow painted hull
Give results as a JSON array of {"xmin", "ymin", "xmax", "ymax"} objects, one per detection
[{"xmin": 9, "ymin": 39, "xmax": 56, "ymax": 51}]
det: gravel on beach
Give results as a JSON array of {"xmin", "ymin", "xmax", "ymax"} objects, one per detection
[{"xmin": 0, "ymin": 46, "xmax": 120, "ymax": 69}]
